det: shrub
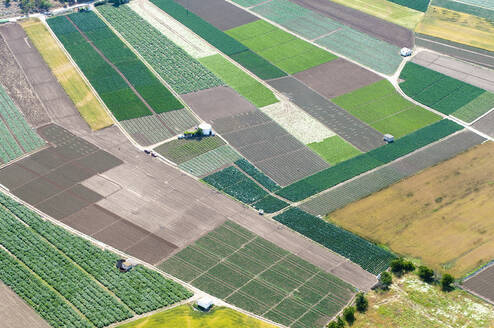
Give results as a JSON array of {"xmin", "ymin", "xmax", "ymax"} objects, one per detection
[
  {"xmin": 418, "ymin": 266, "xmax": 435, "ymax": 283},
  {"xmin": 355, "ymin": 292, "xmax": 368, "ymax": 313},
  {"xmin": 380, "ymin": 271, "xmax": 393, "ymax": 289},
  {"xmin": 390, "ymin": 258, "xmax": 415, "ymax": 275},
  {"xmin": 343, "ymin": 306, "xmax": 356, "ymax": 325},
  {"xmin": 441, "ymin": 273, "xmax": 455, "ymax": 291}
]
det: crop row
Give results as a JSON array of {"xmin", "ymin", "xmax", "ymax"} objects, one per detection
[
  {"xmin": 0, "ymin": 249, "xmax": 92, "ymax": 328},
  {"xmin": 274, "ymin": 208, "xmax": 395, "ymax": 275},
  {"xmin": 0, "ymin": 192, "xmax": 193, "ymax": 315},
  {"xmin": 276, "ymin": 119, "xmax": 462, "ymax": 202},
  {"xmin": 433, "ymin": 0, "xmax": 494, "ymax": 20},
  {"xmin": 203, "ymin": 166, "xmax": 267, "ymax": 204},
  {"xmin": 155, "ymin": 136, "xmax": 225, "ymax": 164},
  {"xmin": 389, "ymin": 0, "xmax": 431, "ymax": 12},
  {"xmin": 252, "ymin": 195, "xmax": 288, "ymax": 214},
  {"xmin": 97, "ymin": 5, "xmax": 223, "ymax": 95},
  {"xmin": 235, "ymin": 158, "xmax": 280, "ymax": 192},
  {"xmin": 0, "ymin": 205, "xmax": 132, "ymax": 327}
]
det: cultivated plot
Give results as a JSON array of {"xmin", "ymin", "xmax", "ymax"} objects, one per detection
[
  {"xmin": 178, "ymin": 145, "xmax": 242, "ymax": 177},
  {"xmin": 159, "ymin": 221, "xmax": 356, "ymax": 328},
  {"xmin": 473, "ymin": 110, "xmax": 494, "ymax": 138},
  {"xmin": 308, "ymin": 136, "xmax": 362, "ymax": 165},
  {"xmin": 388, "ymin": 0, "xmax": 430, "ymax": 12},
  {"xmin": 155, "ymin": 136, "xmax": 225, "ymax": 164},
  {"xmin": 433, "ymin": 0, "xmax": 494, "ymax": 19},
  {"xmin": 463, "ymin": 265, "xmax": 494, "ymax": 305}
]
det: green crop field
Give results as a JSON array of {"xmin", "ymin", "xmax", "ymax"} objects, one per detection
[
  {"xmin": 273, "ymin": 208, "xmax": 396, "ymax": 274},
  {"xmin": 47, "ymin": 12, "xmax": 182, "ymax": 121},
  {"xmin": 333, "ymin": 80, "xmax": 441, "ymax": 137},
  {"xmin": 178, "ymin": 145, "xmax": 242, "ymax": 177},
  {"xmin": 226, "ymin": 20, "xmax": 336, "ymax": 75},
  {"xmin": 0, "ymin": 192, "xmax": 192, "ymax": 328},
  {"xmin": 159, "ymin": 221, "xmax": 355, "ymax": 328},
  {"xmin": 235, "ymin": 159, "xmax": 280, "ymax": 192},
  {"xmin": 388, "ymin": 0, "xmax": 431, "ymax": 12},
  {"xmin": 400, "ymin": 62, "xmax": 489, "ymax": 117},
  {"xmin": 199, "ymin": 55, "xmax": 278, "ymax": 107},
  {"xmin": 252, "ymin": 195, "xmax": 288, "ymax": 214},
  {"xmin": 276, "ymin": 120, "xmax": 463, "ymax": 202},
  {"xmin": 154, "ymin": 136, "xmax": 225, "ymax": 164},
  {"xmin": 452, "ymin": 92, "xmax": 494, "ymax": 123},
  {"xmin": 308, "ymin": 136, "xmax": 361, "ymax": 165}
]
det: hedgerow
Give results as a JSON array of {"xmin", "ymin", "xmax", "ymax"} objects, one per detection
[
  {"xmin": 277, "ymin": 120, "xmax": 462, "ymax": 201},
  {"xmin": 235, "ymin": 159, "xmax": 280, "ymax": 192},
  {"xmin": 0, "ymin": 193, "xmax": 193, "ymax": 316},
  {"xmin": 273, "ymin": 208, "xmax": 396, "ymax": 274},
  {"xmin": 252, "ymin": 195, "xmax": 288, "ymax": 213}
]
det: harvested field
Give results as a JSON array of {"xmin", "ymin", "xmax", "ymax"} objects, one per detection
[
  {"xmin": 155, "ymin": 136, "xmax": 225, "ymax": 164},
  {"xmin": 260, "ymin": 101, "xmax": 335, "ymax": 144},
  {"xmin": 268, "ymin": 76, "xmax": 385, "ymax": 152},
  {"xmin": 416, "ymin": 6, "xmax": 494, "ymax": 53},
  {"xmin": 328, "ymin": 0, "xmax": 424, "ymax": 30},
  {"xmin": 128, "ymin": 0, "xmax": 217, "ymax": 58},
  {"xmin": 308, "ymin": 136, "xmax": 361, "ymax": 165},
  {"xmin": 473, "ymin": 110, "xmax": 494, "ymax": 138},
  {"xmin": 333, "ymin": 80, "xmax": 441, "ymax": 137},
  {"xmin": 199, "ymin": 54, "xmax": 278, "ymax": 108},
  {"xmin": 294, "ymin": 58, "xmax": 383, "ymax": 99},
  {"xmin": 226, "ymin": 20, "xmax": 336, "ymax": 75},
  {"xmin": 463, "ymin": 265, "xmax": 494, "ymax": 305},
  {"xmin": 21, "ymin": 19, "xmax": 113, "ymax": 130},
  {"xmin": 173, "ymin": 0, "xmax": 259, "ymax": 31},
  {"xmin": 301, "ymin": 130, "xmax": 485, "ymax": 216},
  {"xmin": 329, "ymin": 141, "xmax": 494, "ymax": 276},
  {"xmin": 159, "ymin": 221, "xmax": 356, "ymax": 328}
]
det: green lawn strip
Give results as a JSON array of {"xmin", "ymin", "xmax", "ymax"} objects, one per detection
[
  {"xmin": 276, "ymin": 119, "xmax": 462, "ymax": 202},
  {"xmin": 235, "ymin": 158, "xmax": 280, "ymax": 192},
  {"xmin": 252, "ymin": 195, "xmax": 289, "ymax": 213},
  {"xmin": 308, "ymin": 136, "xmax": 362, "ymax": 165},
  {"xmin": 199, "ymin": 54, "xmax": 278, "ymax": 107},
  {"xmin": 154, "ymin": 136, "xmax": 225, "ymax": 164},
  {"xmin": 387, "ymin": 0, "xmax": 430, "ymax": 12},
  {"xmin": 452, "ymin": 92, "xmax": 494, "ymax": 123},
  {"xmin": 226, "ymin": 20, "xmax": 336, "ymax": 75},
  {"xmin": 273, "ymin": 208, "xmax": 396, "ymax": 274}
]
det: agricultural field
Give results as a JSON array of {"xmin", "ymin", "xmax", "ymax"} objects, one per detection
[
  {"xmin": 118, "ymin": 304, "xmax": 277, "ymax": 328},
  {"xmin": 388, "ymin": 0, "xmax": 430, "ymax": 12},
  {"xmin": 235, "ymin": 159, "xmax": 280, "ymax": 192},
  {"xmin": 159, "ymin": 221, "xmax": 356, "ymax": 328},
  {"xmin": 97, "ymin": 4, "xmax": 223, "ymax": 94},
  {"xmin": 276, "ymin": 119, "xmax": 462, "ymax": 202},
  {"xmin": 328, "ymin": 0, "xmax": 424, "ymax": 29},
  {"xmin": 353, "ymin": 274, "xmax": 494, "ymax": 328},
  {"xmin": 178, "ymin": 145, "xmax": 242, "ymax": 177},
  {"xmin": 226, "ymin": 20, "xmax": 337, "ymax": 75},
  {"xmin": 0, "ymin": 191, "xmax": 192, "ymax": 327},
  {"xmin": 199, "ymin": 54, "xmax": 278, "ymax": 108},
  {"xmin": 252, "ymin": 195, "xmax": 288, "ymax": 214},
  {"xmin": 333, "ymin": 80, "xmax": 441, "ymax": 138},
  {"xmin": 273, "ymin": 208, "xmax": 395, "ymax": 275},
  {"xmin": 416, "ymin": 6, "xmax": 494, "ymax": 53},
  {"xmin": 433, "ymin": 0, "xmax": 494, "ymax": 19},
  {"xmin": 308, "ymin": 136, "xmax": 362, "ymax": 165},
  {"xmin": 21, "ymin": 19, "xmax": 113, "ymax": 131},
  {"xmin": 0, "ymin": 84, "xmax": 45, "ymax": 164},
  {"xmin": 328, "ymin": 141, "xmax": 494, "ymax": 277},
  {"xmin": 155, "ymin": 136, "xmax": 225, "ymax": 164},
  {"xmin": 400, "ymin": 62, "xmax": 492, "ymax": 118}
]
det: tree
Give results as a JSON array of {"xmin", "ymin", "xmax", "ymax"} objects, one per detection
[
  {"xmin": 355, "ymin": 292, "xmax": 368, "ymax": 312},
  {"xmin": 380, "ymin": 271, "xmax": 392, "ymax": 289},
  {"xmin": 327, "ymin": 322, "xmax": 339, "ymax": 328},
  {"xmin": 336, "ymin": 316, "xmax": 345, "ymax": 328},
  {"xmin": 418, "ymin": 266, "xmax": 435, "ymax": 283},
  {"xmin": 343, "ymin": 306, "xmax": 356, "ymax": 325},
  {"xmin": 403, "ymin": 260, "xmax": 416, "ymax": 273},
  {"xmin": 390, "ymin": 258, "xmax": 415, "ymax": 275},
  {"xmin": 441, "ymin": 273, "xmax": 455, "ymax": 291}
]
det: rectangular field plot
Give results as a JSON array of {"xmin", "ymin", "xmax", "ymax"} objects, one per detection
[
  {"xmin": 178, "ymin": 145, "xmax": 242, "ymax": 177},
  {"xmin": 433, "ymin": 0, "xmax": 494, "ymax": 19},
  {"xmin": 400, "ymin": 62, "xmax": 489, "ymax": 116},
  {"xmin": 159, "ymin": 221, "xmax": 355, "ymax": 327},
  {"xmin": 463, "ymin": 265, "xmax": 494, "ymax": 304},
  {"xmin": 226, "ymin": 20, "xmax": 336, "ymax": 74},
  {"xmin": 333, "ymin": 80, "xmax": 441, "ymax": 138},
  {"xmin": 308, "ymin": 136, "xmax": 361, "ymax": 165},
  {"xmin": 388, "ymin": 0, "xmax": 430, "ymax": 12},
  {"xmin": 155, "ymin": 136, "xmax": 225, "ymax": 164}
]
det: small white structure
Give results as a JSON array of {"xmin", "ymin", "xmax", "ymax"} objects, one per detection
[
  {"xmin": 400, "ymin": 47, "xmax": 413, "ymax": 57},
  {"xmin": 197, "ymin": 297, "xmax": 214, "ymax": 311},
  {"xmin": 199, "ymin": 122, "xmax": 212, "ymax": 136},
  {"xmin": 117, "ymin": 258, "xmax": 139, "ymax": 272},
  {"xmin": 383, "ymin": 134, "xmax": 394, "ymax": 143}
]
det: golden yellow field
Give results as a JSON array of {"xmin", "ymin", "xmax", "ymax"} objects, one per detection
[
  {"xmin": 416, "ymin": 6, "xmax": 494, "ymax": 52},
  {"xmin": 329, "ymin": 141, "xmax": 494, "ymax": 277},
  {"xmin": 21, "ymin": 19, "xmax": 113, "ymax": 130},
  {"xmin": 330, "ymin": 0, "xmax": 424, "ymax": 30}
]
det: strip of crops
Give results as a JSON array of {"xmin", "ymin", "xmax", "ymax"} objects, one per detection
[
  {"xmin": 252, "ymin": 195, "xmax": 288, "ymax": 213},
  {"xmin": 203, "ymin": 166, "xmax": 267, "ymax": 204},
  {"xmin": 47, "ymin": 12, "xmax": 182, "ymax": 121},
  {"xmin": 0, "ymin": 249, "xmax": 92, "ymax": 328},
  {"xmin": 433, "ymin": 0, "xmax": 494, "ymax": 19},
  {"xmin": 0, "ymin": 204, "xmax": 132, "ymax": 327},
  {"xmin": 97, "ymin": 5, "xmax": 223, "ymax": 95},
  {"xmin": 235, "ymin": 158, "xmax": 280, "ymax": 192},
  {"xmin": 388, "ymin": 0, "xmax": 430, "ymax": 12},
  {"xmin": 149, "ymin": 0, "xmax": 286, "ymax": 80},
  {"xmin": 276, "ymin": 119, "xmax": 462, "ymax": 201},
  {"xmin": 0, "ymin": 192, "xmax": 193, "ymax": 316},
  {"xmin": 274, "ymin": 208, "xmax": 395, "ymax": 275}
]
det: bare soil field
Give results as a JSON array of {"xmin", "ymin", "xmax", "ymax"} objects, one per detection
[
  {"xmin": 0, "ymin": 282, "xmax": 51, "ymax": 328},
  {"xmin": 473, "ymin": 111, "xmax": 494, "ymax": 138},
  {"xmin": 463, "ymin": 264, "xmax": 494, "ymax": 304},
  {"xmin": 294, "ymin": 58, "xmax": 383, "ymax": 99},
  {"xmin": 329, "ymin": 141, "xmax": 494, "ymax": 276}
]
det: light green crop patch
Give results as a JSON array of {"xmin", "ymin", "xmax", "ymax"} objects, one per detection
[
  {"xmin": 309, "ymin": 136, "xmax": 361, "ymax": 165},
  {"xmin": 199, "ymin": 54, "xmax": 278, "ymax": 108},
  {"xmin": 226, "ymin": 20, "xmax": 336, "ymax": 74},
  {"xmin": 452, "ymin": 92, "xmax": 494, "ymax": 123}
]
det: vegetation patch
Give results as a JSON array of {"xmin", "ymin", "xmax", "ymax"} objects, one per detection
[
  {"xmin": 309, "ymin": 136, "xmax": 361, "ymax": 165},
  {"xmin": 199, "ymin": 54, "xmax": 278, "ymax": 107},
  {"xmin": 329, "ymin": 141, "xmax": 494, "ymax": 276},
  {"xmin": 226, "ymin": 20, "xmax": 336, "ymax": 75},
  {"xmin": 433, "ymin": 0, "xmax": 494, "ymax": 20},
  {"xmin": 273, "ymin": 208, "xmax": 396, "ymax": 275},
  {"xmin": 387, "ymin": 0, "xmax": 430, "ymax": 12},
  {"xmin": 452, "ymin": 91, "xmax": 494, "ymax": 123},
  {"xmin": 235, "ymin": 158, "xmax": 280, "ymax": 192},
  {"xmin": 154, "ymin": 136, "xmax": 225, "ymax": 164},
  {"xmin": 252, "ymin": 195, "xmax": 288, "ymax": 213}
]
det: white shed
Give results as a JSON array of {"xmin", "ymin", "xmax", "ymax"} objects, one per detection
[
  {"xmin": 400, "ymin": 47, "xmax": 412, "ymax": 57},
  {"xmin": 197, "ymin": 297, "xmax": 214, "ymax": 311},
  {"xmin": 199, "ymin": 122, "xmax": 212, "ymax": 136},
  {"xmin": 383, "ymin": 134, "xmax": 394, "ymax": 143}
]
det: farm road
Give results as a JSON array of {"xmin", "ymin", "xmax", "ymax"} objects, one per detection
[{"xmin": 1, "ymin": 23, "xmax": 376, "ymax": 290}]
